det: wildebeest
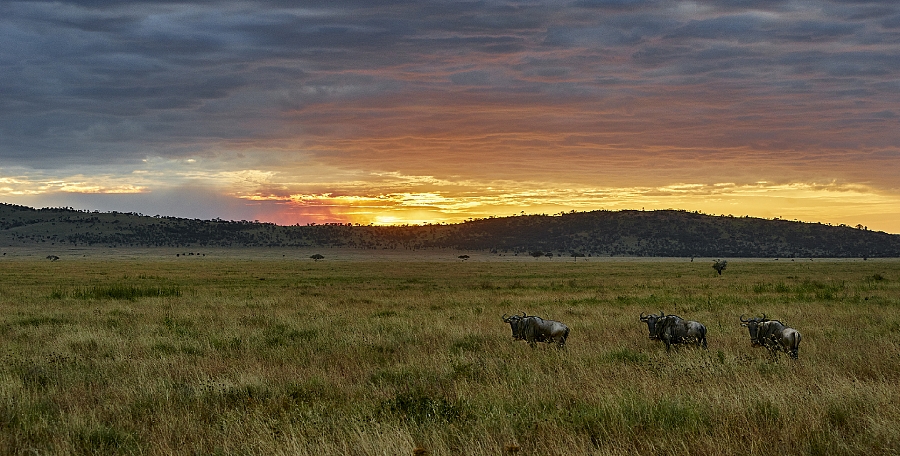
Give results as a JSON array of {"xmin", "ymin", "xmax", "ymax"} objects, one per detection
[
  {"xmin": 740, "ymin": 314, "xmax": 801, "ymax": 359},
  {"xmin": 649, "ymin": 313, "xmax": 708, "ymax": 351},
  {"xmin": 502, "ymin": 312, "xmax": 568, "ymax": 347}
]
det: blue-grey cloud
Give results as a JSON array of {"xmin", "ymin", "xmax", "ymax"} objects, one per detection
[{"xmin": 1, "ymin": 0, "xmax": 899, "ymax": 196}]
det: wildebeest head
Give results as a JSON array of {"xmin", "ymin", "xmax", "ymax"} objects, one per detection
[
  {"xmin": 502, "ymin": 312, "xmax": 528, "ymax": 340},
  {"xmin": 639, "ymin": 312, "xmax": 665, "ymax": 340},
  {"xmin": 740, "ymin": 314, "xmax": 767, "ymax": 346}
]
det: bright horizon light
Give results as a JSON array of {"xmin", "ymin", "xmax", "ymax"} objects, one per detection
[{"xmin": 2, "ymin": 168, "xmax": 898, "ymax": 233}]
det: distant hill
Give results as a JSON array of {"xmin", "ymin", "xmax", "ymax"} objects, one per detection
[{"xmin": 2, "ymin": 203, "xmax": 898, "ymax": 257}]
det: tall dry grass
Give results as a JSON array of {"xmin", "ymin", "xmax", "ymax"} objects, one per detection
[{"xmin": 0, "ymin": 257, "xmax": 898, "ymax": 455}]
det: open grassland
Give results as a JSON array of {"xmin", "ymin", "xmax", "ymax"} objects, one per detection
[{"xmin": 0, "ymin": 257, "xmax": 898, "ymax": 455}]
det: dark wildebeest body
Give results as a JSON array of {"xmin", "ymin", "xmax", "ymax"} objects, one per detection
[
  {"xmin": 502, "ymin": 312, "xmax": 548, "ymax": 343},
  {"xmin": 653, "ymin": 314, "xmax": 708, "ymax": 351},
  {"xmin": 740, "ymin": 315, "xmax": 801, "ymax": 359},
  {"xmin": 520, "ymin": 316, "xmax": 569, "ymax": 348},
  {"xmin": 523, "ymin": 316, "xmax": 569, "ymax": 348}
]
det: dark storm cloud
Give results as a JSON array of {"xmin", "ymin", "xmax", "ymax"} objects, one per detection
[{"xmin": 1, "ymin": 0, "xmax": 899, "ymax": 184}]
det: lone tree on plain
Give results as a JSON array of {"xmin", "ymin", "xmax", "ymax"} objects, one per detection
[
  {"xmin": 713, "ymin": 259, "xmax": 727, "ymax": 275},
  {"xmin": 310, "ymin": 254, "xmax": 324, "ymax": 261}
]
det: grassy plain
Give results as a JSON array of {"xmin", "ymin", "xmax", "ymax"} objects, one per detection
[{"xmin": 0, "ymin": 254, "xmax": 898, "ymax": 455}]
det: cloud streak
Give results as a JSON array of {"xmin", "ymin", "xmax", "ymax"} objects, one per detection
[{"xmin": 1, "ymin": 0, "xmax": 899, "ymax": 231}]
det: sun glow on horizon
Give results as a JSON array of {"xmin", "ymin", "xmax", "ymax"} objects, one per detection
[
  {"xmin": 372, "ymin": 215, "xmax": 402, "ymax": 225},
  {"xmin": 2, "ymin": 164, "xmax": 899, "ymax": 233},
  {"xmin": 234, "ymin": 180, "xmax": 900, "ymax": 233}
]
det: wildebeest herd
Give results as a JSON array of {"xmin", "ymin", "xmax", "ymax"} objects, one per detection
[{"xmin": 503, "ymin": 311, "xmax": 802, "ymax": 359}]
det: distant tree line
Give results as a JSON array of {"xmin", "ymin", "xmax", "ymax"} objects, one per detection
[{"xmin": 1, "ymin": 204, "xmax": 898, "ymax": 257}]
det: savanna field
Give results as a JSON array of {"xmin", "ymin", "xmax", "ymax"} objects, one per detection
[{"xmin": 1, "ymin": 253, "xmax": 898, "ymax": 455}]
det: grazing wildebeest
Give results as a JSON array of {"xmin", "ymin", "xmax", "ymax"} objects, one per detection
[
  {"xmin": 653, "ymin": 313, "xmax": 708, "ymax": 352},
  {"xmin": 740, "ymin": 314, "xmax": 801, "ymax": 359}
]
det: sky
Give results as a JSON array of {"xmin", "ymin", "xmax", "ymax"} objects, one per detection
[{"xmin": 1, "ymin": 0, "xmax": 899, "ymax": 232}]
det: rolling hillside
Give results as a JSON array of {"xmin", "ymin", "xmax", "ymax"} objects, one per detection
[{"xmin": 2, "ymin": 203, "xmax": 898, "ymax": 257}]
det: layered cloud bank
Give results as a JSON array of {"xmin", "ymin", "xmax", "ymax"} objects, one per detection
[{"xmin": 2, "ymin": 1, "xmax": 898, "ymax": 231}]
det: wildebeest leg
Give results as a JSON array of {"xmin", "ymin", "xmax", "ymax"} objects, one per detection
[
  {"xmin": 786, "ymin": 340, "xmax": 799, "ymax": 359},
  {"xmin": 552, "ymin": 329, "xmax": 567, "ymax": 349},
  {"xmin": 785, "ymin": 333, "xmax": 800, "ymax": 359},
  {"xmin": 764, "ymin": 336, "xmax": 780, "ymax": 356}
]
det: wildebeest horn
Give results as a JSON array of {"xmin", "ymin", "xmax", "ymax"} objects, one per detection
[
  {"xmin": 740, "ymin": 314, "xmax": 748, "ymax": 323},
  {"xmin": 502, "ymin": 313, "xmax": 509, "ymax": 321},
  {"xmin": 761, "ymin": 313, "xmax": 767, "ymax": 321},
  {"xmin": 640, "ymin": 312, "xmax": 646, "ymax": 319},
  {"xmin": 521, "ymin": 311, "xmax": 527, "ymax": 318}
]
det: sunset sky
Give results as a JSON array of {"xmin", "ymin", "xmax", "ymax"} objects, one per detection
[{"xmin": 2, "ymin": 1, "xmax": 899, "ymax": 233}]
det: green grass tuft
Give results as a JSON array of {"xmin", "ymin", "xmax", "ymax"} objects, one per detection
[{"xmin": 51, "ymin": 283, "xmax": 181, "ymax": 300}]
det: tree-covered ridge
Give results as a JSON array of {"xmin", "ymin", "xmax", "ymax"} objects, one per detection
[
  {"xmin": 438, "ymin": 210, "xmax": 900, "ymax": 257},
  {"xmin": 1, "ymin": 203, "xmax": 898, "ymax": 257}
]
